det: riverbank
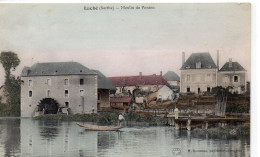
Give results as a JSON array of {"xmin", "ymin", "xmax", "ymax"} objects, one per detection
[
  {"xmin": 34, "ymin": 112, "xmax": 168, "ymax": 126},
  {"xmin": 192, "ymin": 123, "xmax": 250, "ymax": 139}
]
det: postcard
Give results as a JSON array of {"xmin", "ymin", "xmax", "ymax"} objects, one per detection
[{"xmin": 0, "ymin": 3, "xmax": 251, "ymax": 157}]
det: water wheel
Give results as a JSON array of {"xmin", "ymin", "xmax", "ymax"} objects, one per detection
[{"xmin": 38, "ymin": 98, "xmax": 59, "ymax": 114}]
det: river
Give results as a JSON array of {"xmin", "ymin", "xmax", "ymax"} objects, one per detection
[{"xmin": 0, "ymin": 117, "xmax": 250, "ymax": 157}]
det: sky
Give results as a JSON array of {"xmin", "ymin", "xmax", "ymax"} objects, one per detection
[{"xmin": 0, "ymin": 3, "xmax": 251, "ymax": 85}]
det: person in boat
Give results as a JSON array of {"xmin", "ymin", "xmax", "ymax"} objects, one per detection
[{"xmin": 118, "ymin": 114, "xmax": 125, "ymax": 126}]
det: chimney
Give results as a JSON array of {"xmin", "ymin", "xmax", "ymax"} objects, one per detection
[
  {"xmin": 160, "ymin": 71, "xmax": 162, "ymax": 76},
  {"xmin": 217, "ymin": 50, "xmax": 219, "ymax": 70},
  {"xmin": 229, "ymin": 58, "xmax": 232, "ymax": 68},
  {"xmin": 182, "ymin": 52, "xmax": 185, "ymax": 65}
]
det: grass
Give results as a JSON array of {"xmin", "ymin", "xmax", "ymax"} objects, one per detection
[{"xmin": 34, "ymin": 111, "xmax": 168, "ymax": 126}]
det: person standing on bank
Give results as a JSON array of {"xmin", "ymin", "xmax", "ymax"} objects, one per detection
[{"xmin": 118, "ymin": 114, "xmax": 125, "ymax": 126}]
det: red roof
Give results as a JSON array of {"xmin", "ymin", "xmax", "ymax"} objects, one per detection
[
  {"xmin": 110, "ymin": 97, "xmax": 132, "ymax": 103},
  {"xmin": 109, "ymin": 75, "xmax": 168, "ymax": 87}
]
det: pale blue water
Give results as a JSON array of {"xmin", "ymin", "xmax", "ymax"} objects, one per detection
[{"xmin": 0, "ymin": 118, "xmax": 250, "ymax": 157}]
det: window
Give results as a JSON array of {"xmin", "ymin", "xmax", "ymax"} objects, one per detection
[
  {"xmin": 196, "ymin": 62, "xmax": 201, "ymax": 69},
  {"xmin": 80, "ymin": 79, "xmax": 84, "ymax": 85},
  {"xmin": 207, "ymin": 86, "xmax": 211, "ymax": 92},
  {"xmin": 206, "ymin": 74, "xmax": 211, "ymax": 82},
  {"xmin": 65, "ymin": 102, "xmax": 69, "ymax": 107},
  {"xmin": 187, "ymin": 86, "xmax": 190, "ymax": 92},
  {"xmin": 64, "ymin": 79, "xmax": 69, "ymax": 85},
  {"xmin": 65, "ymin": 90, "xmax": 69, "ymax": 97},
  {"xmin": 198, "ymin": 88, "xmax": 200, "ymax": 93},
  {"xmin": 29, "ymin": 80, "xmax": 32, "ymax": 86},
  {"xmin": 223, "ymin": 76, "xmax": 229, "ymax": 83},
  {"xmin": 80, "ymin": 89, "xmax": 85, "ymax": 96},
  {"xmin": 29, "ymin": 91, "xmax": 32, "ymax": 97},
  {"xmin": 187, "ymin": 75, "xmax": 190, "ymax": 82},
  {"xmin": 47, "ymin": 79, "xmax": 51, "ymax": 85},
  {"xmin": 234, "ymin": 76, "xmax": 239, "ymax": 82},
  {"xmin": 47, "ymin": 90, "xmax": 50, "ymax": 97}
]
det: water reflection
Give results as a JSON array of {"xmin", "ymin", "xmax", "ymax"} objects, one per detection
[
  {"xmin": 0, "ymin": 118, "xmax": 251, "ymax": 157},
  {"xmin": 38, "ymin": 120, "xmax": 61, "ymax": 140},
  {"xmin": 0, "ymin": 118, "xmax": 20, "ymax": 157}
]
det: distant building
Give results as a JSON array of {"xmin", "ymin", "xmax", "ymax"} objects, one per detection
[
  {"xmin": 163, "ymin": 71, "xmax": 180, "ymax": 92},
  {"xmin": 109, "ymin": 73, "xmax": 169, "ymax": 95},
  {"xmin": 157, "ymin": 85, "xmax": 174, "ymax": 101},
  {"xmin": 180, "ymin": 52, "xmax": 218, "ymax": 93},
  {"xmin": 110, "ymin": 97, "xmax": 132, "ymax": 112},
  {"xmin": 20, "ymin": 62, "xmax": 98, "ymax": 117},
  {"xmin": 218, "ymin": 59, "xmax": 246, "ymax": 94},
  {"xmin": 180, "ymin": 52, "xmax": 247, "ymax": 94}
]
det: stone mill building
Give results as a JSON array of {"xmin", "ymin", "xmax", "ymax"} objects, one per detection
[{"xmin": 20, "ymin": 62, "xmax": 98, "ymax": 117}]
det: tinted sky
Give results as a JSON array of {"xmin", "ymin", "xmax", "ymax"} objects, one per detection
[{"xmin": 0, "ymin": 3, "xmax": 251, "ymax": 85}]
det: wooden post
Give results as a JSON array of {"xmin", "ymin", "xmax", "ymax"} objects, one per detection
[
  {"xmin": 205, "ymin": 121, "xmax": 208, "ymax": 130},
  {"xmin": 175, "ymin": 121, "xmax": 180, "ymax": 130},
  {"xmin": 187, "ymin": 118, "xmax": 191, "ymax": 131}
]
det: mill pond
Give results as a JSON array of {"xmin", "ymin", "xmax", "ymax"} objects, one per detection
[{"xmin": 0, "ymin": 117, "xmax": 250, "ymax": 157}]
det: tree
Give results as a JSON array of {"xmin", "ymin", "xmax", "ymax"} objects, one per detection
[
  {"xmin": 0, "ymin": 51, "xmax": 21, "ymax": 116},
  {"xmin": 0, "ymin": 51, "xmax": 20, "ymax": 83}
]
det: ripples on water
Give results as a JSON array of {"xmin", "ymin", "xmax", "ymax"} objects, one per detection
[{"xmin": 0, "ymin": 118, "xmax": 250, "ymax": 157}]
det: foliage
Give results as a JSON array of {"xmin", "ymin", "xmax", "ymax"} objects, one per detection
[
  {"xmin": 0, "ymin": 51, "xmax": 20, "ymax": 83},
  {"xmin": 211, "ymin": 86, "xmax": 232, "ymax": 97},
  {"xmin": 226, "ymin": 104, "xmax": 250, "ymax": 113},
  {"xmin": 0, "ymin": 51, "xmax": 21, "ymax": 117},
  {"xmin": 34, "ymin": 112, "xmax": 168, "ymax": 126}
]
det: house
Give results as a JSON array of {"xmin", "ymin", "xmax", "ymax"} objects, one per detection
[
  {"xmin": 180, "ymin": 52, "xmax": 218, "ymax": 93},
  {"xmin": 20, "ymin": 62, "xmax": 98, "ymax": 117},
  {"xmin": 163, "ymin": 71, "xmax": 180, "ymax": 92},
  {"xmin": 157, "ymin": 85, "xmax": 174, "ymax": 101},
  {"xmin": 217, "ymin": 59, "xmax": 246, "ymax": 94},
  {"xmin": 92, "ymin": 70, "xmax": 117, "ymax": 111},
  {"xmin": 110, "ymin": 97, "xmax": 132, "ymax": 112},
  {"xmin": 180, "ymin": 52, "xmax": 247, "ymax": 94},
  {"xmin": 109, "ymin": 73, "xmax": 169, "ymax": 104},
  {"xmin": 109, "ymin": 73, "xmax": 168, "ymax": 95}
]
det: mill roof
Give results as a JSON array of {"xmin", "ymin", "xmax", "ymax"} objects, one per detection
[
  {"xmin": 21, "ymin": 62, "xmax": 96, "ymax": 76},
  {"xmin": 91, "ymin": 70, "xmax": 116, "ymax": 90}
]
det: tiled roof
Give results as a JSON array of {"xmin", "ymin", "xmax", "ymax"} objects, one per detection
[
  {"xmin": 92, "ymin": 70, "xmax": 116, "ymax": 90},
  {"xmin": 21, "ymin": 62, "xmax": 96, "ymax": 76},
  {"xmin": 219, "ymin": 62, "xmax": 246, "ymax": 71},
  {"xmin": 110, "ymin": 97, "xmax": 132, "ymax": 103},
  {"xmin": 109, "ymin": 75, "xmax": 168, "ymax": 87},
  {"xmin": 163, "ymin": 71, "xmax": 180, "ymax": 81},
  {"xmin": 181, "ymin": 52, "xmax": 217, "ymax": 70}
]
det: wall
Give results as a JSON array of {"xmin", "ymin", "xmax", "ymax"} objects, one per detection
[
  {"xmin": 115, "ymin": 85, "xmax": 163, "ymax": 94},
  {"xmin": 21, "ymin": 75, "xmax": 97, "ymax": 117},
  {"xmin": 98, "ymin": 89, "xmax": 110, "ymax": 108},
  {"xmin": 167, "ymin": 81, "xmax": 179, "ymax": 86},
  {"xmin": 181, "ymin": 69, "xmax": 217, "ymax": 93},
  {"xmin": 157, "ymin": 86, "xmax": 173, "ymax": 101}
]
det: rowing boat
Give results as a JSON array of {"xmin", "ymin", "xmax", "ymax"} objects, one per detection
[{"xmin": 76, "ymin": 122, "xmax": 123, "ymax": 131}]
